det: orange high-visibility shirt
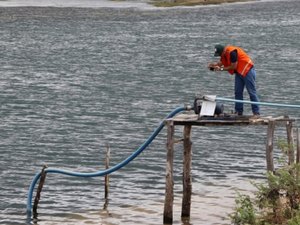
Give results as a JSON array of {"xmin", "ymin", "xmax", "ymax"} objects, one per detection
[{"xmin": 221, "ymin": 46, "xmax": 254, "ymax": 77}]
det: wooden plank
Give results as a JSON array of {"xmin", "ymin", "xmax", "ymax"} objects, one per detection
[
  {"xmin": 169, "ymin": 113, "xmax": 294, "ymax": 127},
  {"xmin": 164, "ymin": 120, "xmax": 175, "ymax": 224},
  {"xmin": 181, "ymin": 125, "xmax": 192, "ymax": 218}
]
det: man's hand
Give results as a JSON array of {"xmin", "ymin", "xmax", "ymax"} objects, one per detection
[
  {"xmin": 208, "ymin": 63, "xmax": 223, "ymax": 71},
  {"xmin": 208, "ymin": 63, "xmax": 217, "ymax": 71},
  {"xmin": 214, "ymin": 66, "xmax": 224, "ymax": 71}
]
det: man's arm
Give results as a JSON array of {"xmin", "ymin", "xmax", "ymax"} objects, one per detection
[
  {"xmin": 223, "ymin": 49, "xmax": 237, "ymax": 71},
  {"xmin": 222, "ymin": 62, "xmax": 237, "ymax": 71}
]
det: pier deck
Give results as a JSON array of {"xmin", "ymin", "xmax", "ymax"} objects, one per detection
[{"xmin": 170, "ymin": 112, "xmax": 295, "ymax": 126}]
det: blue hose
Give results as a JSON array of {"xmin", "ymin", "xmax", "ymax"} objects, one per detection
[
  {"xmin": 26, "ymin": 106, "xmax": 188, "ymax": 220},
  {"xmin": 215, "ymin": 97, "xmax": 300, "ymax": 109}
]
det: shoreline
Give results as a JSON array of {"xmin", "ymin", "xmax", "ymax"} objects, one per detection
[
  {"xmin": 0, "ymin": 0, "xmax": 256, "ymax": 8},
  {"xmin": 151, "ymin": 0, "xmax": 254, "ymax": 7}
]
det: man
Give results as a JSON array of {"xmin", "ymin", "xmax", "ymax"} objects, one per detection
[{"xmin": 208, "ymin": 44, "xmax": 260, "ymax": 116}]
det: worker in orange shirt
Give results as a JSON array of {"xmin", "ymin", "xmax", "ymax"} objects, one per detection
[{"xmin": 208, "ymin": 44, "xmax": 260, "ymax": 117}]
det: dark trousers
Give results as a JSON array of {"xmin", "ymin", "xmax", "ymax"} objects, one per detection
[{"xmin": 234, "ymin": 67, "xmax": 260, "ymax": 114}]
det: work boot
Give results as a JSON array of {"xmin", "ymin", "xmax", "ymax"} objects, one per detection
[
  {"xmin": 234, "ymin": 111, "xmax": 243, "ymax": 116},
  {"xmin": 252, "ymin": 112, "xmax": 260, "ymax": 119}
]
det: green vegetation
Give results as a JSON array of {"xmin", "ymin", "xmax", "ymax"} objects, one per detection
[
  {"xmin": 231, "ymin": 194, "xmax": 257, "ymax": 225},
  {"xmin": 230, "ymin": 141, "xmax": 300, "ymax": 225}
]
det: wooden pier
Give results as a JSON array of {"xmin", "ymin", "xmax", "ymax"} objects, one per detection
[{"xmin": 163, "ymin": 113, "xmax": 298, "ymax": 224}]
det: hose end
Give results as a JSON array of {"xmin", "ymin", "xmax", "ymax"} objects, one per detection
[{"xmin": 185, "ymin": 105, "xmax": 193, "ymax": 111}]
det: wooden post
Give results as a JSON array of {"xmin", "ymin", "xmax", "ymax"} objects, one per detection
[
  {"xmin": 181, "ymin": 125, "xmax": 192, "ymax": 218},
  {"xmin": 164, "ymin": 120, "xmax": 175, "ymax": 224},
  {"xmin": 297, "ymin": 128, "xmax": 300, "ymax": 164},
  {"xmin": 286, "ymin": 121, "xmax": 295, "ymax": 164},
  {"xmin": 266, "ymin": 120, "xmax": 275, "ymax": 172},
  {"xmin": 33, "ymin": 165, "xmax": 47, "ymax": 219},
  {"xmin": 103, "ymin": 144, "xmax": 110, "ymax": 210}
]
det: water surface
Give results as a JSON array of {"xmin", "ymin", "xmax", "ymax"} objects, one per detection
[{"xmin": 0, "ymin": 0, "xmax": 299, "ymax": 224}]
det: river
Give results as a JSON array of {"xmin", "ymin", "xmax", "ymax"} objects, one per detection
[{"xmin": 0, "ymin": 0, "xmax": 299, "ymax": 224}]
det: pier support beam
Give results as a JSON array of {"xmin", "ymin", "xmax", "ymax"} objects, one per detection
[
  {"xmin": 286, "ymin": 120, "xmax": 295, "ymax": 164},
  {"xmin": 266, "ymin": 120, "xmax": 275, "ymax": 172},
  {"xmin": 164, "ymin": 120, "xmax": 175, "ymax": 224},
  {"xmin": 297, "ymin": 128, "xmax": 300, "ymax": 164},
  {"xmin": 181, "ymin": 125, "xmax": 192, "ymax": 218}
]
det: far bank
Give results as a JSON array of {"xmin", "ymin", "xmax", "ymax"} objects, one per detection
[{"xmin": 150, "ymin": 0, "xmax": 253, "ymax": 7}]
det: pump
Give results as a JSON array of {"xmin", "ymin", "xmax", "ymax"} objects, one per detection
[{"xmin": 193, "ymin": 97, "xmax": 224, "ymax": 116}]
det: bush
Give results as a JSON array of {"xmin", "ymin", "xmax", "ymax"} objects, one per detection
[
  {"xmin": 230, "ymin": 194, "xmax": 257, "ymax": 225},
  {"xmin": 230, "ymin": 140, "xmax": 300, "ymax": 225}
]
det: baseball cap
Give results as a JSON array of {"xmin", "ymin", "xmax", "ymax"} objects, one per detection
[{"xmin": 214, "ymin": 44, "xmax": 225, "ymax": 57}]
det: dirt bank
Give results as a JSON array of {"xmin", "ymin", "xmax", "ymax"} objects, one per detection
[{"xmin": 151, "ymin": 0, "xmax": 252, "ymax": 7}]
